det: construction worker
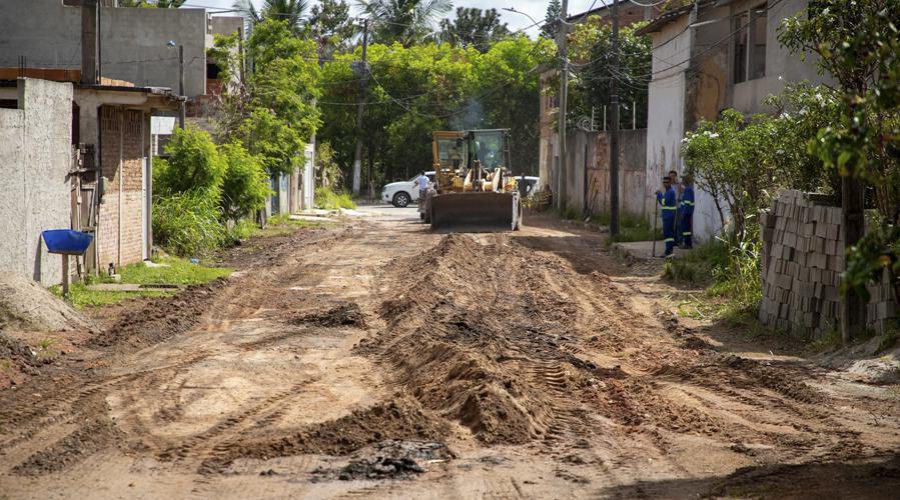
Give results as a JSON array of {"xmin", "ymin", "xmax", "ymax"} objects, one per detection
[
  {"xmin": 415, "ymin": 171, "xmax": 429, "ymax": 200},
  {"xmin": 656, "ymin": 176, "xmax": 677, "ymax": 257},
  {"xmin": 680, "ymin": 175, "xmax": 695, "ymax": 249},
  {"xmin": 669, "ymin": 169, "xmax": 682, "ymax": 245}
]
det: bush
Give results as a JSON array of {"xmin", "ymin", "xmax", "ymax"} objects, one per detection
[
  {"xmin": 155, "ymin": 126, "xmax": 226, "ymax": 198},
  {"xmin": 663, "ymin": 232, "xmax": 762, "ymax": 319},
  {"xmin": 315, "ymin": 187, "xmax": 356, "ymax": 210},
  {"xmin": 220, "ymin": 142, "xmax": 271, "ymax": 221},
  {"xmin": 152, "ymin": 192, "xmax": 226, "ymax": 257}
]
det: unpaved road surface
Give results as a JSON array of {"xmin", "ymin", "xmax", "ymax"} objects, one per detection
[{"xmin": 1, "ymin": 206, "xmax": 899, "ymax": 498}]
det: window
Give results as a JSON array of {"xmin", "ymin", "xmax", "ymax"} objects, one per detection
[
  {"xmin": 750, "ymin": 5, "xmax": 767, "ymax": 79},
  {"xmin": 733, "ymin": 11, "xmax": 749, "ymax": 83},
  {"xmin": 733, "ymin": 2, "xmax": 767, "ymax": 83}
]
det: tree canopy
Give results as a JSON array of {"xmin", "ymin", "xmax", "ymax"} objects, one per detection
[{"xmin": 439, "ymin": 7, "xmax": 510, "ymax": 53}]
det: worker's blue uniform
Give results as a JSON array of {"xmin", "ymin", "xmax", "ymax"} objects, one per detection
[
  {"xmin": 680, "ymin": 185, "xmax": 694, "ymax": 249},
  {"xmin": 657, "ymin": 186, "xmax": 677, "ymax": 256}
]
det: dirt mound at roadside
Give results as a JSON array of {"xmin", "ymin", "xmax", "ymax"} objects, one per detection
[
  {"xmin": 0, "ymin": 332, "xmax": 44, "ymax": 368},
  {"xmin": 89, "ymin": 279, "xmax": 227, "ymax": 350},
  {"xmin": 0, "ymin": 272, "xmax": 93, "ymax": 332},
  {"xmin": 200, "ymin": 400, "xmax": 448, "ymax": 473}
]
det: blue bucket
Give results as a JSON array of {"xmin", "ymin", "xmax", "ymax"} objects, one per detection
[{"xmin": 42, "ymin": 229, "xmax": 94, "ymax": 255}]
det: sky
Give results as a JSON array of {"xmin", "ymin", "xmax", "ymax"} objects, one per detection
[{"xmin": 178, "ymin": 0, "xmax": 608, "ymax": 38}]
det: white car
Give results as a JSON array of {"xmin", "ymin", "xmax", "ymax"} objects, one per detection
[{"xmin": 382, "ymin": 171, "xmax": 435, "ymax": 207}]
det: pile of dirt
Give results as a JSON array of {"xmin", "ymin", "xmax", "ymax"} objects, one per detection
[
  {"xmin": 200, "ymin": 400, "xmax": 448, "ymax": 473},
  {"xmin": 0, "ymin": 272, "xmax": 93, "ymax": 332},
  {"xmin": 293, "ymin": 302, "xmax": 366, "ymax": 328},
  {"xmin": 88, "ymin": 279, "xmax": 227, "ymax": 350},
  {"xmin": 317, "ymin": 441, "xmax": 453, "ymax": 481},
  {"xmin": 720, "ymin": 355, "xmax": 826, "ymax": 403},
  {"xmin": 368, "ymin": 234, "xmax": 639, "ymax": 446},
  {"xmin": 12, "ymin": 417, "xmax": 122, "ymax": 476},
  {"xmin": 0, "ymin": 332, "xmax": 42, "ymax": 368}
]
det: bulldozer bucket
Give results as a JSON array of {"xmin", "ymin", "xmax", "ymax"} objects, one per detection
[{"xmin": 430, "ymin": 192, "xmax": 520, "ymax": 232}]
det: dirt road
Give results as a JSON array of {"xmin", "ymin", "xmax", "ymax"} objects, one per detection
[{"xmin": 1, "ymin": 206, "xmax": 898, "ymax": 498}]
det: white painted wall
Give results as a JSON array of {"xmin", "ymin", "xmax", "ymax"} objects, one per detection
[
  {"xmin": 645, "ymin": 19, "xmax": 693, "ymax": 229},
  {"xmin": 0, "ymin": 79, "xmax": 74, "ymax": 285}
]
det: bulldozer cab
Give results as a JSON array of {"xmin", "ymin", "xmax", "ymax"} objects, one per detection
[
  {"xmin": 432, "ymin": 129, "xmax": 511, "ymax": 193},
  {"xmin": 467, "ymin": 129, "xmax": 508, "ymax": 171}
]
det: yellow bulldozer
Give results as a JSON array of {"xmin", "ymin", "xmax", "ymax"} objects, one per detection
[{"xmin": 423, "ymin": 129, "xmax": 521, "ymax": 231}]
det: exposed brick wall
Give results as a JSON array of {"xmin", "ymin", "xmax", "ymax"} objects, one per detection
[{"xmin": 98, "ymin": 106, "xmax": 146, "ymax": 270}]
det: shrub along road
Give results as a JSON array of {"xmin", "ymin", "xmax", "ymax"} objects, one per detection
[{"xmin": 0, "ymin": 206, "xmax": 898, "ymax": 498}]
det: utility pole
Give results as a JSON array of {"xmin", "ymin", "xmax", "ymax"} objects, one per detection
[
  {"xmin": 557, "ymin": 0, "xmax": 569, "ymax": 211},
  {"xmin": 609, "ymin": 0, "xmax": 621, "ymax": 237},
  {"xmin": 178, "ymin": 44, "xmax": 185, "ymax": 129},
  {"xmin": 352, "ymin": 18, "xmax": 369, "ymax": 196}
]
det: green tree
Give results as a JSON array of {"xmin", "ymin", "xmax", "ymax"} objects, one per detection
[
  {"xmin": 155, "ymin": 126, "xmax": 226, "ymax": 199},
  {"xmin": 780, "ymin": 0, "xmax": 900, "ymax": 312},
  {"xmin": 779, "ymin": 0, "xmax": 900, "ymax": 219},
  {"xmin": 317, "ymin": 37, "xmax": 553, "ymax": 185},
  {"xmin": 568, "ymin": 17, "xmax": 650, "ymax": 129},
  {"xmin": 219, "ymin": 142, "xmax": 271, "ymax": 221},
  {"xmin": 215, "ymin": 19, "xmax": 321, "ymax": 177},
  {"xmin": 439, "ymin": 7, "xmax": 510, "ymax": 53},
  {"xmin": 308, "ymin": 0, "xmax": 357, "ymax": 55},
  {"xmin": 233, "ymin": 0, "xmax": 309, "ymax": 34},
  {"xmin": 358, "ymin": 0, "xmax": 453, "ymax": 46},
  {"xmin": 540, "ymin": 0, "xmax": 561, "ymax": 40}
]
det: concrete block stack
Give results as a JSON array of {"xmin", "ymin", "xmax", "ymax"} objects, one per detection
[
  {"xmin": 759, "ymin": 190, "xmax": 897, "ymax": 337},
  {"xmin": 866, "ymin": 268, "xmax": 898, "ymax": 333},
  {"xmin": 759, "ymin": 190, "xmax": 845, "ymax": 336}
]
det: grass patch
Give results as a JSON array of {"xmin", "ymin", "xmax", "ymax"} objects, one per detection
[
  {"xmin": 587, "ymin": 210, "xmax": 662, "ymax": 243},
  {"xmin": 667, "ymin": 237, "xmax": 762, "ymax": 322},
  {"xmin": 51, "ymin": 256, "xmax": 231, "ymax": 309},
  {"xmin": 259, "ymin": 214, "xmax": 330, "ymax": 237},
  {"xmin": 229, "ymin": 218, "xmax": 259, "ymax": 242},
  {"xmin": 50, "ymin": 283, "xmax": 172, "ymax": 309},
  {"xmin": 119, "ymin": 256, "xmax": 232, "ymax": 286},
  {"xmin": 315, "ymin": 187, "xmax": 356, "ymax": 210},
  {"xmin": 876, "ymin": 320, "xmax": 900, "ymax": 354}
]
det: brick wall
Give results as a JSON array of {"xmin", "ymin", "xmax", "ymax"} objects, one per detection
[{"xmin": 98, "ymin": 106, "xmax": 146, "ymax": 270}]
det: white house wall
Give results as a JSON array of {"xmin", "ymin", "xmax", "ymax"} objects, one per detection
[{"xmin": 645, "ymin": 18, "xmax": 690, "ymax": 227}]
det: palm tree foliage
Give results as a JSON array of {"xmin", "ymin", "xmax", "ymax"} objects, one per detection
[
  {"xmin": 357, "ymin": 0, "xmax": 452, "ymax": 47},
  {"xmin": 233, "ymin": 0, "xmax": 309, "ymax": 34}
]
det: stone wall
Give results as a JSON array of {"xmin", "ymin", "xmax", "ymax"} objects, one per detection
[
  {"xmin": 0, "ymin": 78, "xmax": 73, "ymax": 285},
  {"xmin": 759, "ymin": 190, "xmax": 897, "ymax": 337}
]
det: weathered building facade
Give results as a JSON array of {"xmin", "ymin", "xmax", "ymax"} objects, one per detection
[{"xmin": 639, "ymin": 0, "xmax": 825, "ymax": 241}]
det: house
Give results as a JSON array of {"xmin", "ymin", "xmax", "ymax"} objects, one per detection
[
  {"xmin": 0, "ymin": 78, "xmax": 180, "ymax": 281},
  {"xmin": 637, "ymin": 0, "xmax": 825, "ymax": 240},
  {"xmin": 0, "ymin": 0, "xmax": 186, "ymax": 282}
]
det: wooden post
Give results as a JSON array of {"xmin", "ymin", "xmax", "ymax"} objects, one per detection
[{"xmin": 62, "ymin": 255, "xmax": 70, "ymax": 298}]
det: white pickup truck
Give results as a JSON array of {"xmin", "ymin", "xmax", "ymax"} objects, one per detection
[{"xmin": 381, "ymin": 171, "xmax": 435, "ymax": 207}]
